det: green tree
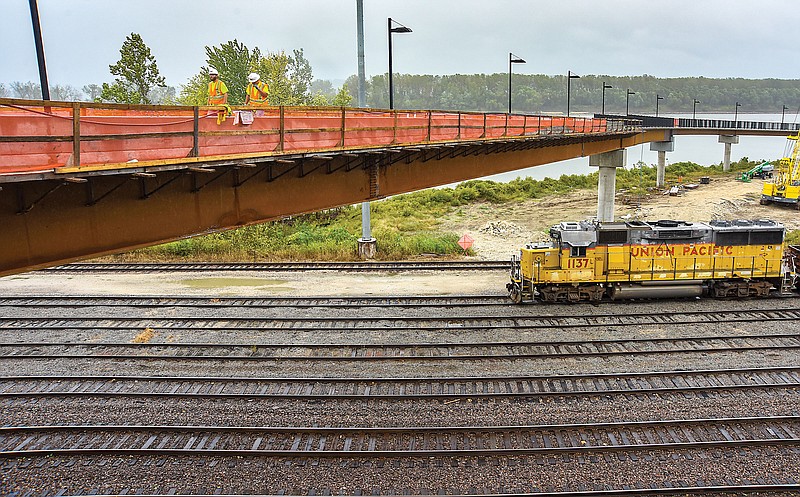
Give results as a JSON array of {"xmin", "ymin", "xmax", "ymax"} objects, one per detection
[
  {"xmin": 332, "ymin": 83, "xmax": 353, "ymax": 107},
  {"xmin": 177, "ymin": 72, "xmax": 209, "ymax": 105},
  {"xmin": 100, "ymin": 33, "xmax": 166, "ymax": 104},
  {"xmin": 205, "ymin": 39, "xmax": 261, "ymax": 105},
  {"xmin": 82, "ymin": 84, "xmax": 102, "ymax": 101}
]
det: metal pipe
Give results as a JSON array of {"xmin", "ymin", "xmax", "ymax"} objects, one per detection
[
  {"xmin": 388, "ymin": 17, "xmax": 394, "ymax": 110},
  {"xmin": 28, "ymin": 0, "xmax": 50, "ymax": 100},
  {"xmin": 356, "ymin": 0, "xmax": 366, "ymax": 108}
]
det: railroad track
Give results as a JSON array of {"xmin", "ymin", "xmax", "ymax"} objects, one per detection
[
  {"xmin": 3, "ymin": 307, "xmax": 800, "ymax": 331},
  {"xmin": 2, "ymin": 416, "xmax": 797, "ymax": 459},
  {"xmin": 0, "ymin": 294, "xmax": 509, "ymax": 308},
  {"xmin": 2, "ymin": 333, "xmax": 798, "ymax": 361},
  {"xmin": 39, "ymin": 260, "xmax": 509, "ymax": 273},
  {"xmin": 10, "ymin": 487, "xmax": 798, "ymax": 497},
  {"xmin": 2, "ymin": 366, "xmax": 797, "ymax": 399}
]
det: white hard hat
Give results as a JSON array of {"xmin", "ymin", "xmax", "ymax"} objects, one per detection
[
  {"xmin": 248, "ymin": 73, "xmax": 260, "ymax": 83},
  {"xmin": 208, "ymin": 68, "xmax": 219, "ymax": 76}
]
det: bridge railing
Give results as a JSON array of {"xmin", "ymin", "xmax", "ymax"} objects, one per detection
[
  {"xmin": 0, "ymin": 98, "xmax": 640, "ymax": 174},
  {"xmin": 676, "ymin": 118, "xmax": 800, "ymax": 131}
]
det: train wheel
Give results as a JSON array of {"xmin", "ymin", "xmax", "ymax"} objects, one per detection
[{"xmin": 508, "ymin": 283, "xmax": 523, "ymax": 304}]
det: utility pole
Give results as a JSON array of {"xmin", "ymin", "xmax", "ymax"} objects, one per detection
[
  {"xmin": 356, "ymin": 0, "xmax": 376, "ymax": 258},
  {"xmin": 28, "ymin": 0, "xmax": 50, "ymax": 100}
]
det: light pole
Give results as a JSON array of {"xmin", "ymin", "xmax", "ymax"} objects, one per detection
[
  {"xmin": 656, "ymin": 94, "xmax": 664, "ymax": 117},
  {"xmin": 625, "ymin": 89, "xmax": 635, "ymax": 116},
  {"xmin": 601, "ymin": 82, "xmax": 612, "ymax": 115},
  {"xmin": 692, "ymin": 99, "xmax": 700, "ymax": 120},
  {"xmin": 734, "ymin": 101, "xmax": 741, "ymax": 128},
  {"xmin": 388, "ymin": 17, "xmax": 412, "ymax": 110},
  {"xmin": 508, "ymin": 53, "xmax": 526, "ymax": 114},
  {"xmin": 782, "ymin": 104, "xmax": 790, "ymax": 127},
  {"xmin": 28, "ymin": 0, "xmax": 50, "ymax": 100},
  {"xmin": 566, "ymin": 71, "xmax": 580, "ymax": 117}
]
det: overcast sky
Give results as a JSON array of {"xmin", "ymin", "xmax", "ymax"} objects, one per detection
[{"xmin": 4, "ymin": 0, "xmax": 799, "ymax": 89}]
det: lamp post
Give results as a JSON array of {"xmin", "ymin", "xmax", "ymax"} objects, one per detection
[
  {"xmin": 656, "ymin": 94, "xmax": 664, "ymax": 117},
  {"xmin": 601, "ymin": 82, "xmax": 612, "ymax": 115},
  {"xmin": 28, "ymin": 0, "xmax": 50, "ymax": 100},
  {"xmin": 566, "ymin": 71, "xmax": 580, "ymax": 117},
  {"xmin": 734, "ymin": 101, "xmax": 741, "ymax": 128},
  {"xmin": 387, "ymin": 17, "xmax": 412, "ymax": 110},
  {"xmin": 782, "ymin": 104, "xmax": 790, "ymax": 127},
  {"xmin": 692, "ymin": 99, "xmax": 700, "ymax": 120},
  {"xmin": 625, "ymin": 89, "xmax": 635, "ymax": 116},
  {"xmin": 508, "ymin": 53, "xmax": 526, "ymax": 114}
]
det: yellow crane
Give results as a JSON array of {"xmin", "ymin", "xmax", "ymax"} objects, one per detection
[{"xmin": 761, "ymin": 132, "xmax": 800, "ymax": 208}]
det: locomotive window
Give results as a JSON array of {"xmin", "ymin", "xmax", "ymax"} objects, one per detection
[
  {"xmin": 715, "ymin": 231, "xmax": 750, "ymax": 246},
  {"xmin": 750, "ymin": 230, "xmax": 783, "ymax": 245},
  {"xmin": 598, "ymin": 230, "xmax": 628, "ymax": 244},
  {"xmin": 570, "ymin": 246, "xmax": 587, "ymax": 257}
]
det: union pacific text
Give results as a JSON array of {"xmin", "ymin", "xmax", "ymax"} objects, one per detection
[{"xmin": 630, "ymin": 244, "xmax": 734, "ymax": 258}]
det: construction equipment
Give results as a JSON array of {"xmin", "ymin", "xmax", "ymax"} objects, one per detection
[
  {"xmin": 738, "ymin": 161, "xmax": 773, "ymax": 182},
  {"xmin": 761, "ymin": 133, "xmax": 800, "ymax": 208}
]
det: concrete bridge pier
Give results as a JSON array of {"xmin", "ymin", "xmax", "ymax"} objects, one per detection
[
  {"xmin": 650, "ymin": 136, "xmax": 674, "ymax": 188},
  {"xmin": 590, "ymin": 149, "xmax": 626, "ymax": 222},
  {"xmin": 719, "ymin": 135, "xmax": 739, "ymax": 172}
]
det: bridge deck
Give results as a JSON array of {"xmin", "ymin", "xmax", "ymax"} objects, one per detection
[{"xmin": 0, "ymin": 98, "xmax": 628, "ymax": 180}]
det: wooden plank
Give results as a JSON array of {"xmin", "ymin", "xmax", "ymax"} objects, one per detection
[{"xmin": 72, "ymin": 103, "xmax": 81, "ymax": 168}]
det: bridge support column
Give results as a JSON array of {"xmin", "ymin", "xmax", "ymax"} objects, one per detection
[
  {"xmin": 649, "ymin": 136, "xmax": 674, "ymax": 188},
  {"xmin": 719, "ymin": 135, "xmax": 739, "ymax": 172},
  {"xmin": 590, "ymin": 149, "xmax": 626, "ymax": 222}
]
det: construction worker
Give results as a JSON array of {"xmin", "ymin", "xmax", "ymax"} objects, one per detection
[
  {"xmin": 207, "ymin": 68, "xmax": 228, "ymax": 106},
  {"xmin": 245, "ymin": 73, "xmax": 269, "ymax": 106}
]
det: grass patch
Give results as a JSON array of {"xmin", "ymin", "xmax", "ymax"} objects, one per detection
[{"xmin": 109, "ymin": 158, "xmax": 769, "ymax": 262}]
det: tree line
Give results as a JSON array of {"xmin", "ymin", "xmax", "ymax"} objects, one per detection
[
  {"xmin": 2, "ymin": 32, "xmax": 798, "ymax": 115},
  {"xmin": 0, "ymin": 33, "xmax": 352, "ymax": 107},
  {"xmin": 344, "ymin": 73, "xmax": 800, "ymax": 115}
]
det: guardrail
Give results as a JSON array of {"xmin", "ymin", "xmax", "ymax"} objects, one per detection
[
  {"xmin": 676, "ymin": 118, "xmax": 800, "ymax": 131},
  {"xmin": 0, "ymin": 98, "xmax": 640, "ymax": 174}
]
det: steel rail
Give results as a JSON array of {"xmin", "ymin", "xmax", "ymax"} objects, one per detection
[
  {"xmin": 2, "ymin": 416, "xmax": 797, "ymax": 458},
  {"xmin": 0, "ymin": 294, "xmax": 510, "ymax": 308},
  {"xmin": 2, "ymin": 333, "xmax": 798, "ymax": 361},
  {"xmin": 39, "ymin": 261, "xmax": 510, "ymax": 273},
  {"xmin": 2, "ymin": 366, "xmax": 797, "ymax": 399},
  {"xmin": 38, "ymin": 486, "xmax": 800, "ymax": 497},
  {"xmin": 3, "ymin": 308, "xmax": 800, "ymax": 331}
]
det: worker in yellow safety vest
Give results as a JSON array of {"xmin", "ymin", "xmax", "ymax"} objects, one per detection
[
  {"xmin": 245, "ymin": 73, "xmax": 269, "ymax": 106},
  {"xmin": 207, "ymin": 68, "xmax": 228, "ymax": 105}
]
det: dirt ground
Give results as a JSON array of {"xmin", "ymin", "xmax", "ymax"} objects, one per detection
[{"xmin": 444, "ymin": 176, "xmax": 800, "ymax": 260}]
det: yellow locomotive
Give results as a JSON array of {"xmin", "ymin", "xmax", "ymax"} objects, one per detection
[{"xmin": 508, "ymin": 219, "xmax": 791, "ymax": 303}]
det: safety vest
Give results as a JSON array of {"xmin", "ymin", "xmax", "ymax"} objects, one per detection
[
  {"xmin": 246, "ymin": 81, "xmax": 269, "ymax": 106},
  {"xmin": 207, "ymin": 80, "xmax": 228, "ymax": 105}
]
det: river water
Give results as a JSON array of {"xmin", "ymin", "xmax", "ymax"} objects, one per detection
[{"xmin": 482, "ymin": 112, "xmax": 800, "ymax": 183}]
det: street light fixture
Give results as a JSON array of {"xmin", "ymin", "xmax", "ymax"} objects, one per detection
[
  {"xmin": 734, "ymin": 101, "xmax": 741, "ymax": 128},
  {"xmin": 388, "ymin": 17, "xmax": 412, "ymax": 110},
  {"xmin": 601, "ymin": 82, "xmax": 612, "ymax": 115},
  {"xmin": 782, "ymin": 104, "xmax": 790, "ymax": 127},
  {"xmin": 626, "ymin": 89, "xmax": 636, "ymax": 116},
  {"xmin": 508, "ymin": 53, "xmax": 526, "ymax": 114},
  {"xmin": 692, "ymin": 99, "xmax": 700, "ymax": 120},
  {"xmin": 656, "ymin": 94, "xmax": 664, "ymax": 117},
  {"xmin": 566, "ymin": 71, "xmax": 580, "ymax": 117}
]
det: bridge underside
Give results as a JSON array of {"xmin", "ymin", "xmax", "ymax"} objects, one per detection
[{"xmin": 1, "ymin": 130, "xmax": 666, "ymax": 276}]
